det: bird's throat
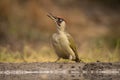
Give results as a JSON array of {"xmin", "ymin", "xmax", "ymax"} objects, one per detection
[{"xmin": 57, "ymin": 26, "xmax": 66, "ymax": 34}]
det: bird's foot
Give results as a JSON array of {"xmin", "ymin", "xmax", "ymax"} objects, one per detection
[
  {"xmin": 55, "ymin": 58, "xmax": 61, "ymax": 63},
  {"xmin": 75, "ymin": 59, "xmax": 85, "ymax": 63}
]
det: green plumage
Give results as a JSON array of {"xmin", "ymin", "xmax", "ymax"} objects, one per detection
[
  {"xmin": 47, "ymin": 13, "xmax": 81, "ymax": 62},
  {"xmin": 67, "ymin": 34, "xmax": 80, "ymax": 62}
]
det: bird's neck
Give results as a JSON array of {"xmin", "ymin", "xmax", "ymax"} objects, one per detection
[
  {"xmin": 57, "ymin": 30, "xmax": 65, "ymax": 35},
  {"xmin": 57, "ymin": 26, "xmax": 66, "ymax": 34},
  {"xmin": 57, "ymin": 23, "xmax": 66, "ymax": 34}
]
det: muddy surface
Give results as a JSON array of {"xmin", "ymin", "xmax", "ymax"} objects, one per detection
[{"xmin": 0, "ymin": 62, "xmax": 120, "ymax": 80}]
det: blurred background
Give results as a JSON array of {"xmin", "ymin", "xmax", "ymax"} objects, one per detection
[{"xmin": 0, "ymin": 0, "xmax": 120, "ymax": 62}]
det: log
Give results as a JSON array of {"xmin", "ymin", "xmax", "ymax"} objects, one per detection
[{"xmin": 0, "ymin": 62, "xmax": 120, "ymax": 80}]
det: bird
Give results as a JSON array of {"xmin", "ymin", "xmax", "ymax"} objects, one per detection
[{"xmin": 47, "ymin": 13, "xmax": 81, "ymax": 62}]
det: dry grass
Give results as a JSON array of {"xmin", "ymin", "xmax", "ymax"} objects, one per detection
[
  {"xmin": 0, "ymin": 39, "xmax": 119, "ymax": 63},
  {"xmin": 0, "ymin": 45, "xmax": 57, "ymax": 63}
]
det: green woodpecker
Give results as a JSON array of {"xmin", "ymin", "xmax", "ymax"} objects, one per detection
[{"xmin": 47, "ymin": 13, "xmax": 81, "ymax": 62}]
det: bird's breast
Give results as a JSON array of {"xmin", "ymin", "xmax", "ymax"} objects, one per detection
[
  {"xmin": 52, "ymin": 32, "xmax": 69, "ymax": 47},
  {"xmin": 59, "ymin": 32, "xmax": 69, "ymax": 45}
]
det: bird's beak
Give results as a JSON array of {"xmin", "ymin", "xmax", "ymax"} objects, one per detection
[{"xmin": 47, "ymin": 13, "xmax": 57, "ymax": 22}]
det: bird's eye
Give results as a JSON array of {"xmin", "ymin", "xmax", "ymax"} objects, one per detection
[
  {"xmin": 57, "ymin": 18, "xmax": 64, "ymax": 26},
  {"xmin": 58, "ymin": 18, "xmax": 63, "ymax": 23},
  {"xmin": 60, "ymin": 19, "xmax": 62, "ymax": 22}
]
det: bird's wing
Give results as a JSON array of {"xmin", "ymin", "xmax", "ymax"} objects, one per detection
[{"xmin": 66, "ymin": 34, "xmax": 79, "ymax": 59}]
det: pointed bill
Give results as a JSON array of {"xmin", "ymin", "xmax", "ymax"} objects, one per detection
[{"xmin": 47, "ymin": 13, "xmax": 57, "ymax": 22}]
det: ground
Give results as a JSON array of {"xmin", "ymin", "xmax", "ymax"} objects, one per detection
[{"xmin": 0, "ymin": 62, "xmax": 120, "ymax": 80}]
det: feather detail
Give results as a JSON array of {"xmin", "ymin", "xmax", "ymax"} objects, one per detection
[{"xmin": 66, "ymin": 34, "xmax": 80, "ymax": 62}]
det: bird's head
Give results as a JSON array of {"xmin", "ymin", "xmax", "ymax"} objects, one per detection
[{"xmin": 47, "ymin": 13, "xmax": 66, "ymax": 31}]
